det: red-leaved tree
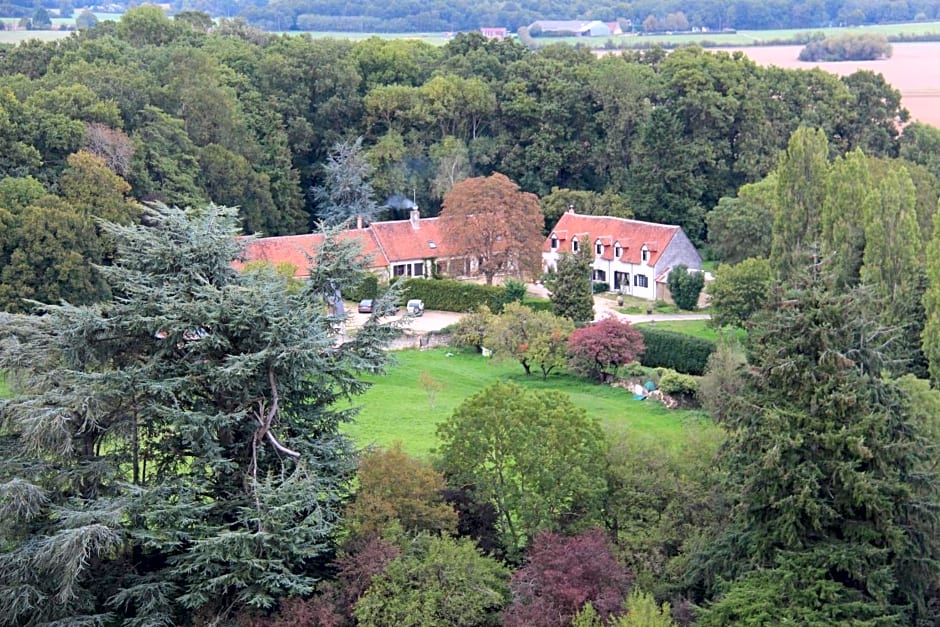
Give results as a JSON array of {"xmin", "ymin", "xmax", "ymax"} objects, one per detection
[
  {"xmin": 503, "ymin": 528, "xmax": 633, "ymax": 627},
  {"xmin": 566, "ymin": 317, "xmax": 645, "ymax": 382},
  {"xmin": 440, "ymin": 172, "xmax": 544, "ymax": 284}
]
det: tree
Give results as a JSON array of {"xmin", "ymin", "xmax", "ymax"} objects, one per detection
[
  {"xmin": 697, "ymin": 282, "xmax": 940, "ymax": 624},
  {"xmin": 922, "ymin": 208, "xmax": 940, "ymax": 386},
  {"xmin": 705, "ymin": 174, "xmax": 776, "ymax": 264},
  {"xmin": 354, "ymin": 534, "xmax": 510, "ymax": 627},
  {"xmin": 770, "ymin": 127, "xmax": 830, "ymax": 282},
  {"xmin": 344, "ymin": 442, "xmax": 457, "ymax": 540},
  {"xmin": 440, "ymin": 172, "xmax": 544, "ymax": 285},
  {"xmin": 83, "ymin": 123, "xmax": 134, "ymax": 178},
  {"xmin": 550, "ymin": 251, "xmax": 594, "ymax": 324},
  {"xmin": 503, "ymin": 529, "xmax": 632, "ymax": 627},
  {"xmin": 706, "ymin": 258, "xmax": 772, "ymax": 328},
  {"xmin": 666, "ymin": 265, "xmax": 704, "ymax": 310},
  {"xmin": 485, "ymin": 302, "xmax": 574, "ymax": 379},
  {"xmin": 75, "ymin": 8, "xmax": 99, "ymax": 29},
  {"xmin": 31, "ymin": 7, "xmax": 51, "ymax": 29},
  {"xmin": 820, "ymin": 148, "xmax": 871, "ymax": 289},
  {"xmin": 312, "ymin": 137, "xmax": 380, "ymax": 226},
  {"xmin": 0, "ymin": 204, "xmax": 401, "ymax": 624},
  {"xmin": 566, "ymin": 318, "xmax": 645, "ymax": 382},
  {"xmin": 451, "ymin": 305, "xmax": 495, "ymax": 352},
  {"xmin": 437, "ymin": 382, "xmax": 607, "ymax": 551}
]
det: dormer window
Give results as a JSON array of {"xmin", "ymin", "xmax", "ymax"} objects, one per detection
[
  {"xmin": 614, "ymin": 243, "xmax": 622, "ymax": 259},
  {"xmin": 641, "ymin": 245, "xmax": 649, "ymax": 263},
  {"xmin": 595, "ymin": 240, "xmax": 603, "ymax": 255},
  {"xmin": 572, "ymin": 237, "xmax": 579, "ymax": 253},
  {"xmin": 550, "ymin": 235, "xmax": 559, "ymax": 250}
]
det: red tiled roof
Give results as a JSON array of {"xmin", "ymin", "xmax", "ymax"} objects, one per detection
[
  {"xmin": 370, "ymin": 217, "xmax": 460, "ymax": 262},
  {"xmin": 543, "ymin": 212, "xmax": 680, "ymax": 266},
  {"xmin": 236, "ymin": 229, "xmax": 388, "ymax": 278}
]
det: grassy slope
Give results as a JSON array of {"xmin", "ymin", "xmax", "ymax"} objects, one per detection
[{"xmin": 343, "ymin": 347, "xmax": 714, "ymax": 458}]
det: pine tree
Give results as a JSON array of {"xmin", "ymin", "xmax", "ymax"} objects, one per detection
[
  {"xmin": 312, "ymin": 137, "xmax": 380, "ymax": 227},
  {"xmin": 0, "ymin": 203, "xmax": 400, "ymax": 625},
  {"xmin": 551, "ymin": 251, "xmax": 594, "ymax": 324}
]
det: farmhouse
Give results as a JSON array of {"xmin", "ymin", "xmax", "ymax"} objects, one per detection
[
  {"xmin": 238, "ymin": 209, "xmax": 477, "ymax": 281},
  {"xmin": 479, "ymin": 27, "xmax": 508, "ymax": 39},
  {"xmin": 528, "ymin": 20, "xmax": 612, "ymax": 37},
  {"xmin": 542, "ymin": 209, "xmax": 702, "ymax": 301}
]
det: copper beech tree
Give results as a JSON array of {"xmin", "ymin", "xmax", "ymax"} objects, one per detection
[{"xmin": 440, "ymin": 172, "xmax": 544, "ymax": 285}]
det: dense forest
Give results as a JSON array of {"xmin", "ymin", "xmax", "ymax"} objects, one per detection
[
  {"xmin": 4, "ymin": 5, "xmax": 940, "ymax": 311},
  {"xmin": 4, "ymin": 8, "xmax": 940, "ymax": 625}
]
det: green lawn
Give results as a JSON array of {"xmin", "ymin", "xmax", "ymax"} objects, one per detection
[{"xmin": 342, "ymin": 347, "xmax": 713, "ymax": 458}]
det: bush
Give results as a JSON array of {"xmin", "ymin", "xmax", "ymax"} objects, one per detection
[
  {"xmin": 798, "ymin": 33, "xmax": 892, "ymax": 61},
  {"xmin": 592, "ymin": 281, "xmax": 609, "ymax": 294},
  {"xmin": 637, "ymin": 326, "xmax": 715, "ymax": 375},
  {"xmin": 522, "ymin": 297, "xmax": 553, "ymax": 313},
  {"xmin": 400, "ymin": 278, "xmax": 506, "ymax": 312},
  {"xmin": 657, "ymin": 369, "xmax": 699, "ymax": 397},
  {"xmin": 666, "ymin": 265, "xmax": 704, "ymax": 311}
]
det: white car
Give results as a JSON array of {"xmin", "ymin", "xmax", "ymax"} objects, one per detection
[{"xmin": 406, "ymin": 299, "xmax": 425, "ymax": 316}]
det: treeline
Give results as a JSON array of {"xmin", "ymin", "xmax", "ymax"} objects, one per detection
[
  {"xmin": 203, "ymin": 0, "xmax": 940, "ymax": 32},
  {"xmin": 798, "ymin": 32, "xmax": 892, "ymax": 60},
  {"xmin": 0, "ymin": 7, "xmax": 928, "ymax": 312}
]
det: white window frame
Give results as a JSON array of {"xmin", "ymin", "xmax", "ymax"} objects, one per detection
[{"xmin": 634, "ymin": 274, "xmax": 648, "ymax": 288}]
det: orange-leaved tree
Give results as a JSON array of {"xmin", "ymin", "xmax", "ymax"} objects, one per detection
[{"xmin": 440, "ymin": 172, "xmax": 544, "ymax": 285}]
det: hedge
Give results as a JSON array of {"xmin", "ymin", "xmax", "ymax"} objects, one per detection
[
  {"xmin": 343, "ymin": 273, "xmax": 379, "ymax": 302},
  {"xmin": 399, "ymin": 278, "xmax": 506, "ymax": 312},
  {"xmin": 637, "ymin": 326, "xmax": 715, "ymax": 375}
]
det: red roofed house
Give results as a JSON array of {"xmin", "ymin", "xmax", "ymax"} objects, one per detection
[
  {"xmin": 238, "ymin": 209, "xmax": 475, "ymax": 281},
  {"xmin": 542, "ymin": 209, "xmax": 702, "ymax": 301}
]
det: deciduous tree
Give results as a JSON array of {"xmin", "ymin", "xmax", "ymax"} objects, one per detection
[
  {"xmin": 706, "ymin": 258, "xmax": 772, "ymax": 328},
  {"xmin": 437, "ymin": 382, "xmax": 607, "ymax": 551},
  {"xmin": 503, "ymin": 529, "xmax": 632, "ymax": 627},
  {"xmin": 666, "ymin": 265, "xmax": 704, "ymax": 310},
  {"xmin": 344, "ymin": 442, "xmax": 457, "ymax": 540},
  {"xmin": 485, "ymin": 302, "xmax": 574, "ymax": 379},
  {"xmin": 566, "ymin": 317, "xmax": 645, "ymax": 382},
  {"xmin": 354, "ymin": 535, "xmax": 509, "ymax": 627},
  {"xmin": 440, "ymin": 172, "xmax": 544, "ymax": 284}
]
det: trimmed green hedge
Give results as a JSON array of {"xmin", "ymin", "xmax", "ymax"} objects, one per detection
[
  {"xmin": 399, "ymin": 278, "xmax": 506, "ymax": 312},
  {"xmin": 637, "ymin": 326, "xmax": 715, "ymax": 375},
  {"xmin": 343, "ymin": 273, "xmax": 379, "ymax": 302}
]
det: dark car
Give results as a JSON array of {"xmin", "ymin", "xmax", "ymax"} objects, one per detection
[{"xmin": 357, "ymin": 299, "xmax": 373, "ymax": 314}]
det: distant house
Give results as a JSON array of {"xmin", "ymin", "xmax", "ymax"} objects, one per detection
[
  {"xmin": 480, "ymin": 27, "xmax": 508, "ymax": 39},
  {"xmin": 605, "ymin": 22, "xmax": 623, "ymax": 35},
  {"xmin": 528, "ymin": 20, "xmax": 611, "ymax": 37},
  {"xmin": 238, "ymin": 209, "xmax": 477, "ymax": 282},
  {"xmin": 542, "ymin": 209, "xmax": 702, "ymax": 301}
]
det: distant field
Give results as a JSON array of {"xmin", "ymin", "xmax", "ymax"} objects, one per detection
[
  {"xmin": 342, "ymin": 347, "xmax": 714, "ymax": 458},
  {"xmin": 583, "ymin": 20, "xmax": 940, "ymax": 48}
]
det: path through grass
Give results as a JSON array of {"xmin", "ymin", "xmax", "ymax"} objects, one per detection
[{"xmin": 343, "ymin": 348, "xmax": 714, "ymax": 458}]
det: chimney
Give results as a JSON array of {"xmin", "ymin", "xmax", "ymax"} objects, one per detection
[
  {"xmin": 410, "ymin": 207, "xmax": 420, "ymax": 229},
  {"xmin": 356, "ymin": 214, "xmax": 363, "ymax": 230},
  {"xmin": 567, "ymin": 204, "xmax": 575, "ymax": 214}
]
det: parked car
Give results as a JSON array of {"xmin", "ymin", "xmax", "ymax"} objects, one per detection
[
  {"xmin": 357, "ymin": 299, "xmax": 373, "ymax": 314},
  {"xmin": 406, "ymin": 299, "xmax": 425, "ymax": 316}
]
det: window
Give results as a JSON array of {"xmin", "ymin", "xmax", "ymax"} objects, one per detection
[
  {"xmin": 572, "ymin": 237, "xmax": 579, "ymax": 253},
  {"xmin": 550, "ymin": 236, "xmax": 558, "ymax": 250},
  {"xmin": 413, "ymin": 262, "xmax": 424, "ymax": 277},
  {"xmin": 593, "ymin": 269, "xmax": 606, "ymax": 282},
  {"xmin": 614, "ymin": 244, "xmax": 622, "ymax": 259},
  {"xmin": 641, "ymin": 246, "xmax": 649, "ymax": 262},
  {"xmin": 595, "ymin": 241, "xmax": 603, "ymax": 255},
  {"xmin": 393, "ymin": 264, "xmax": 407, "ymax": 277},
  {"xmin": 634, "ymin": 274, "xmax": 648, "ymax": 288}
]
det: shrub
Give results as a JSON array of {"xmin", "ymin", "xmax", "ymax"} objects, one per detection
[
  {"xmin": 657, "ymin": 369, "xmax": 699, "ymax": 398},
  {"xmin": 400, "ymin": 277, "xmax": 505, "ymax": 312},
  {"xmin": 592, "ymin": 281, "xmax": 610, "ymax": 294},
  {"xmin": 637, "ymin": 326, "xmax": 715, "ymax": 375},
  {"xmin": 502, "ymin": 278, "xmax": 527, "ymax": 305}
]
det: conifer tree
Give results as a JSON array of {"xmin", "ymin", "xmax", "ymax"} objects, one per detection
[
  {"xmin": 550, "ymin": 251, "xmax": 594, "ymax": 324},
  {"xmin": 0, "ymin": 203, "xmax": 399, "ymax": 625},
  {"xmin": 697, "ymin": 280, "xmax": 940, "ymax": 624}
]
